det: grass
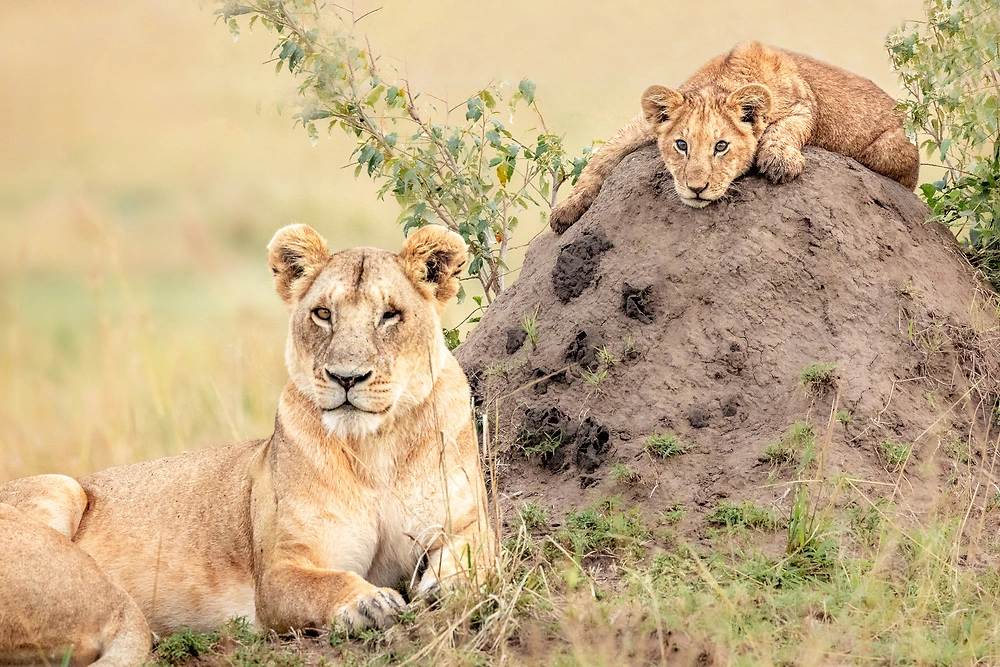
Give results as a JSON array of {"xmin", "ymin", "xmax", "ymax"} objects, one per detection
[
  {"xmin": 645, "ymin": 431, "xmax": 689, "ymax": 458},
  {"xmin": 155, "ymin": 627, "xmax": 220, "ymax": 664},
  {"xmin": 706, "ymin": 499, "xmax": 782, "ymax": 532},
  {"xmin": 517, "ymin": 501, "xmax": 549, "ymax": 531},
  {"xmin": 797, "ymin": 361, "xmax": 838, "ymax": 392},
  {"xmin": 660, "ymin": 502, "xmax": 687, "ymax": 525},
  {"xmin": 580, "ymin": 367, "xmax": 608, "ymax": 387},
  {"xmin": 520, "ymin": 305, "xmax": 540, "ymax": 350},
  {"xmin": 553, "ymin": 496, "xmax": 651, "ymax": 562},
  {"xmin": 520, "ymin": 431, "xmax": 562, "ymax": 458},
  {"xmin": 609, "ymin": 461, "xmax": 641, "ymax": 486},
  {"xmin": 760, "ymin": 421, "xmax": 815, "ymax": 468},
  {"xmin": 594, "ymin": 344, "xmax": 617, "ymax": 367},
  {"xmin": 139, "ymin": 470, "xmax": 1000, "ymax": 666},
  {"xmin": 878, "ymin": 439, "xmax": 912, "ymax": 471}
]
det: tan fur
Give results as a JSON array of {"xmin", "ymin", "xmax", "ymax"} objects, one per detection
[
  {"xmin": 550, "ymin": 41, "xmax": 920, "ymax": 232},
  {"xmin": 0, "ymin": 504, "xmax": 151, "ymax": 666},
  {"xmin": 0, "ymin": 224, "xmax": 493, "ymax": 645}
]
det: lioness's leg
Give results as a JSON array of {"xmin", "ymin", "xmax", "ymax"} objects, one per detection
[
  {"xmin": 550, "ymin": 113, "xmax": 654, "ymax": 234},
  {"xmin": 90, "ymin": 599, "xmax": 150, "ymax": 667},
  {"xmin": 414, "ymin": 513, "xmax": 494, "ymax": 598},
  {"xmin": 0, "ymin": 474, "xmax": 87, "ymax": 538},
  {"xmin": 755, "ymin": 107, "xmax": 814, "ymax": 184},
  {"xmin": 256, "ymin": 562, "xmax": 405, "ymax": 633},
  {"xmin": 857, "ymin": 125, "xmax": 920, "ymax": 190},
  {"xmin": 0, "ymin": 504, "xmax": 151, "ymax": 667}
]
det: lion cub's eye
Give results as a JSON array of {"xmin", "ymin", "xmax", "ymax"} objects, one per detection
[
  {"xmin": 379, "ymin": 309, "xmax": 402, "ymax": 326},
  {"xmin": 312, "ymin": 308, "xmax": 332, "ymax": 323},
  {"xmin": 714, "ymin": 140, "xmax": 730, "ymax": 155},
  {"xmin": 674, "ymin": 139, "xmax": 688, "ymax": 154}
]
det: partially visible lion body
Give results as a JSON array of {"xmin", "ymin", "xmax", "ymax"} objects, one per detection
[
  {"xmin": 0, "ymin": 224, "xmax": 493, "ymax": 660},
  {"xmin": 551, "ymin": 41, "xmax": 920, "ymax": 231},
  {"xmin": 68, "ymin": 356, "xmax": 480, "ymax": 635},
  {"xmin": 0, "ymin": 502, "xmax": 150, "ymax": 666}
]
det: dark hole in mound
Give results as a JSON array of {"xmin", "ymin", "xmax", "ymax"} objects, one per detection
[
  {"xmin": 565, "ymin": 329, "xmax": 605, "ymax": 371},
  {"xmin": 688, "ymin": 408, "xmax": 711, "ymax": 429},
  {"xmin": 575, "ymin": 418, "xmax": 611, "ymax": 473},
  {"xmin": 722, "ymin": 395, "xmax": 740, "ymax": 418},
  {"xmin": 505, "ymin": 326, "xmax": 527, "ymax": 354},
  {"xmin": 622, "ymin": 282, "xmax": 655, "ymax": 324},
  {"xmin": 551, "ymin": 231, "xmax": 613, "ymax": 303},
  {"xmin": 519, "ymin": 407, "xmax": 611, "ymax": 474}
]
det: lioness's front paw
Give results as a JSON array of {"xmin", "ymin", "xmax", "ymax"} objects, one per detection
[
  {"xmin": 756, "ymin": 143, "xmax": 805, "ymax": 184},
  {"xmin": 550, "ymin": 191, "xmax": 595, "ymax": 234},
  {"xmin": 338, "ymin": 587, "xmax": 406, "ymax": 631}
]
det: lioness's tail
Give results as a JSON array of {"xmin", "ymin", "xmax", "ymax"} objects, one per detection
[{"xmin": 550, "ymin": 113, "xmax": 654, "ymax": 234}]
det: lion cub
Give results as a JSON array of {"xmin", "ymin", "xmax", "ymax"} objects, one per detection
[
  {"xmin": 551, "ymin": 40, "xmax": 919, "ymax": 232},
  {"xmin": 0, "ymin": 225, "xmax": 494, "ymax": 651}
]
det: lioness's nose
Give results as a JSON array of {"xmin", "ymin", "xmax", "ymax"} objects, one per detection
[
  {"xmin": 688, "ymin": 182, "xmax": 708, "ymax": 195},
  {"xmin": 325, "ymin": 369, "xmax": 373, "ymax": 391}
]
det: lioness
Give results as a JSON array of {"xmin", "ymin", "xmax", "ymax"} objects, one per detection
[
  {"xmin": 0, "ymin": 500, "xmax": 151, "ymax": 666},
  {"xmin": 0, "ymin": 224, "xmax": 493, "ymax": 652},
  {"xmin": 550, "ymin": 40, "xmax": 920, "ymax": 232}
]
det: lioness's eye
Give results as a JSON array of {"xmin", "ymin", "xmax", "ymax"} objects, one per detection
[
  {"xmin": 675, "ymin": 139, "xmax": 688, "ymax": 154},
  {"xmin": 312, "ymin": 307, "xmax": 332, "ymax": 322},
  {"xmin": 380, "ymin": 310, "xmax": 402, "ymax": 326},
  {"xmin": 715, "ymin": 140, "xmax": 729, "ymax": 154}
]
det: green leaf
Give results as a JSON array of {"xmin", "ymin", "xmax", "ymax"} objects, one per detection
[
  {"xmin": 518, "ymin": 79, "xmax": 536, "ymax": 104},
  {"xmin": 466, "ymin": 97, "xmax": 484, "ymax": 122}
]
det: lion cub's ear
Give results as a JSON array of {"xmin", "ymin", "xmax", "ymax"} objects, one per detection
[
  {"xmin": 267, "ymin": 224, "xmax": 331, "ymax": 304},
  {"xmin": 641, "ymin": 85, "xmax": 685, "ymax": 128},
  {"xmin": 727, "ymin": 84, "xmax": 772, "ymax": 132},
  {"xmin": 399, "ymin": 226, "xmax": 468, "ymax": 309}
]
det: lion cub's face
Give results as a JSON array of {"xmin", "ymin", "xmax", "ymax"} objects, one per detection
[
  {"xmin": 267, "ymin": 224, "xmax": 467, "ymax": 439},
  {"xmin": 641, "ymin": 84, "xmax": 772, "ymax": 208}
]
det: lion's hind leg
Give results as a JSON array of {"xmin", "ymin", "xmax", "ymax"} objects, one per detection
[
  {"xmin": 0, "ymin": 473, "xmax": 87, "ymax": 538},
  {"xmin": 857, "ymin": 125, "xmax": 920, "ymax": 190},
  {"xmin": 0, "ymin": 504, "xmax": 152, "ymax": 666}
]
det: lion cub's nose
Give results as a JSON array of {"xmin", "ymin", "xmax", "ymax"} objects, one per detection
[
  {"xmin": 325, "ymin": 369, "xmax": 373, "ymax": 391},
  {"xmin": 688, "ymin": 182, "xmax": 709, "ymax": 195}
]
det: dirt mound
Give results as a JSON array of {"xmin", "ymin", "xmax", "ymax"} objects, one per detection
[{"xmin": 456, "ymin": 145, "xmax": 1000, "ymax": 528}]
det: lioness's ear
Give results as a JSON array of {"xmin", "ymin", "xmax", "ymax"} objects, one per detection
[
  {"xmin": 641, "ymin": 85, "xmax": 685, "ymax": 128},
  {"xmin": 267, "ymin": 224, "xmax": 330, "ymax": 304},
  {"xmin": 727, "ymin": 84, "xmax": 772, "ymax": 129},
  {"xmin": 399, "ymin": 226, "xmax": 467, "ymax": 308}
]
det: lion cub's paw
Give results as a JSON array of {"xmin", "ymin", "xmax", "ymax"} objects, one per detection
[
  {"xmin": 549, "ymin": 191, "xmax": 594, "ymax": 234},
  {"xmin": 755, "ymin": 143, "xmax": 805, "ymax": 184},
  {"xmin": 338, "ymin": 587, "xmax": 406, "ymax": 631}
]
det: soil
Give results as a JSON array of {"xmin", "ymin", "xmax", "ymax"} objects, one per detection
[{"xmin": 456, "ymin": 145, "xmax": 1000, "ymax": 533}]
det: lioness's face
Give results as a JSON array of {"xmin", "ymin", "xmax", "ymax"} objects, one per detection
[
  {"xmin": 641, "ymin": 84, "xmax": 772, "ymax": 208},
  {"xmin": 268, "ymin": 224, "xmax": 467, "ymax": 439}
]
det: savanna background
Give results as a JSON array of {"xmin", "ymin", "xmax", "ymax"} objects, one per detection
[{"xmin": 0, "ymin": 0, "xmax": 924, "ymax": 481}]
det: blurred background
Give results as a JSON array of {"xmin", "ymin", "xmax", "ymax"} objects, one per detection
[{"xmin": 0, "ymin": 0, "xmax": 922, "ymax": 480}]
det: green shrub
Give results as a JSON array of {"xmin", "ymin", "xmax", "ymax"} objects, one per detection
[{"xmin": 888, "ymin": 0, "xmax": 1000, "ymax": 290}]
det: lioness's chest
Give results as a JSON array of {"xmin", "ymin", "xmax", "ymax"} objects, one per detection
[{"xmin": 321, "ymin": 477, "xmax": 449, "ymax": 587}]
